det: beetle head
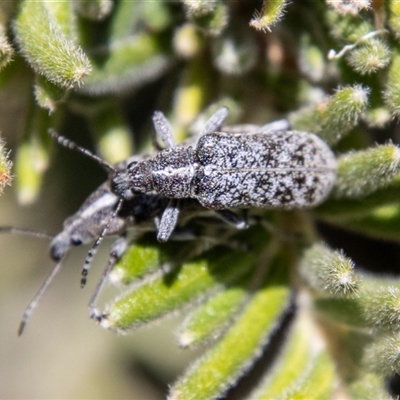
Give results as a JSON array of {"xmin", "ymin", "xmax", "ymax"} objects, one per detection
[{"xmin": 112, "ymin": 160, "xmax": 154, "ymax": 199}]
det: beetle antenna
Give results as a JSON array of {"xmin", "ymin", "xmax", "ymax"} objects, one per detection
[
  {"xmin": 0, "ymin": 226, "xmax": 54, "ymax": 240},
  {"xmin": 88, "ymin": 235, "xmax": 127, "ymax": 321},
  {"xmin": 80, "ymin": 198, "xmax": 124, "ymax": 288},
  {"xmin": 18, "ymin": 257, "xmax": 65, "ymax": 335},
  {"xmin": 48, "ymin": 129, "xmax": 115, "ymax": 172}
]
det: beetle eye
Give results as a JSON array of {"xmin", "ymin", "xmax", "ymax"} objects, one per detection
[
  {"xmin": 71, "ymin": 237, "xmax": 82, "ymax": 246},
  {"xmin": 127, "ymin": 161, "xmax": 137, "ymax": 169}
]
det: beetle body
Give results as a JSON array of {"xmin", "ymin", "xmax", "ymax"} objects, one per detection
[
  {"xmin": 20, "ymin": 111, "xmax": 289, "ymax": 332},
  {"xmin": 15, "ymin": 108, "xmax": 335, "ymax": 332},
  {"xmin": 113, "ymin": 127, "xmax": 336, "ymax": 210}
]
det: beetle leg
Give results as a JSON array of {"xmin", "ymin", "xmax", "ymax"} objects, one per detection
[
  {"xmin": 152, "ymin": 111, "xmax": 175, "ymax": 149},
  {"xmin": 260, "ymin": 119, "xmax": 291, "ymax": 132},
  {"xmin": 81, "ymin": 198, "xmax": 124, "ymax": 288},
  {"xmin": 157, "ymin": 199, "xmax": 180, "ymax": 242},
  {"xmin": 199, "ymin": 106, "xmax": 229, "ymax": 137},
  {"xmin": 214, "ymin": 209, "xmax": 248, "ymax": 230},
  {"xmin": 89, "ymin": 234, "xmax": 128, "ymax": 321}
]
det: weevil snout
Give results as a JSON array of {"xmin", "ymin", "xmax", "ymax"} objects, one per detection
[
  {"xmin": 112, "ymin": 170, "xmax": 134, "ymax": 199},
  {"xmin": 50, "ymin": 232, "xmax": 70, "ymax": 261},
  {"xmin": 113, "ymin": 161, "xmax": 154, "ymax": 198}
]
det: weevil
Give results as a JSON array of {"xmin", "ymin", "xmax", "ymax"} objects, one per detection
[
  {"xmin": 15, "ymin": 158, "xmax": 177, "ymax": 334},
  {"xmin": 13, "ymin": 107, "xmax": 334, "ymax": 332},
  {"xmin": 112, "ymin": 107, "xmax": 337, "ymax": 241},
  {"xmin": 15, "ymin": 112, "xmax": 258, "ymax": 333}
]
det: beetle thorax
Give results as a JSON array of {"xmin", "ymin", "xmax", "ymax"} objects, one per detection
[{"xmin": 150, "ymin": 147, "xmax": 195, "ymax": 198}]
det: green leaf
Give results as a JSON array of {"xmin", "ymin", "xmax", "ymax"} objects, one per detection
[
  {"xmin": 347, "ymin": 38, "xmax": 391, "ymax": 75},
  {"xmin": 389, "ymin": 1, "xmax": 400, "ymax": 39},
  {"xmin": 290, "ymin": 85, "xmax": 370, "ymax": 145},
  {"xmin": 178, "ymin": 278, "xmax": 250, "ymax": 348},
  {"xmin": 248, "ymin": 313, "xmax": 315, "ymax": 399},
  {"xmin": 315, "ymin": 174, "xmax": 400, "ymax": 218},
  {"xmin": 361, "ymin": 286, "xmax": 400, "ymax": 333},
  {"xmin": 14, "ymin": 0, "xmax": 91, "ymax": 89},
  {"xmin": 103, "ymin": 239, "xmax": 261, "ymax": 331},
  {"xmin": 334, "ymin": 144, "xmax": 400, "ymax": 199},
  {"xmin": 44, "ymin": 0, "xmax": 77, "ymax": 40},
  {"xmin": 33, "ymin": 75, "xmax": 69, "ymax": 112},
  {"xmin": 172, "ymin": 55, "xmax": 213, "ymax": 136},
  {"xmin": 313, "ymin": 297, "xmax": 369, "ymax": 328},
  {"xmin": 315, "ymin": 281, "xmax": 400, "ymax": 333},
  {"xmin": 329, "ymin": 204, "xmax": 400, "ymax": 243},
  {"xmin": 109, "ymin": 238, "xmax": 208, "ymax": 286},
  {"xmin": 250, "ymin": 0, "xmax": 288, "ymax": 32},
  {"xmin": 347, "ymin": 373, "xmax": 391, "ymax": 400},
  {"xmin": 168, "ymin": 254, "xmax": 291, "ymax": 400},
  {"xmin": 281, "ymin": 351, "xmax": 336, "ymax": 400},
  {"xmin": 0, "ymin": 25, "xmax": 14, "ymax": 71},
  {"xmin": 363, "ymin": 335, "xmax": 400, "ymax": 376},
  {"xmin": 384, "ymin": 49, "xmax": 400, "ymax": 116},
  {"xmin": 300, "ymin": 243, "xmax": 359, "ymax": 297}
]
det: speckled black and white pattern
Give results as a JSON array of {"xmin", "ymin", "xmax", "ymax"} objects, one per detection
[
  {"xmin": 123, "ymin": 129, "xmax": 336, "ymax": 210},
  {"xmin": 191, "ymin": 131, "xmax": 336, "ymax": 209}
]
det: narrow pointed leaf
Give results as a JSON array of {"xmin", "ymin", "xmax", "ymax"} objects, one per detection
[
  {"xmin": 361, "ymin": 286, "xmax": 400, "ymax": 332},
  {"xmin": 109, "ymin": 239, "xmax": 202, "ymax": 286},
  {"xmin": 334, "ymin": 144, "xmax": 400, "ymax": 199},
  {"xmin": 34, "ymin": 75, "xmax": 68, "ymax": 112},
  {"xmin": 0, "ymin": 25, "xmax": 14, "ymax": 70},
  {"xmin": 250, "ymin": 0, "xmax": 288, "ymax": 32},
  {"xmin": 14, "ymin": 0, "xmax": 91, "ymax": 89},
  {"xmin": 384, "ymin": 50, "xmax": 400, "ymax": 116},
  {"xmin": 316, "ymin": 174, "xmax": 400, "ymax": 217},
  {"xmin": 169, "ymin": 255, "xmax": 291, "ymax": 400},
  {"xmin": 313, "ymin": 297, "xmax": 368, "ymax": 328},
  {"xmin": 281, "ymin": 351, "xmax": 336, "ymax": 400},
  {"xmin": 178, "ymin": 280, "xmax": 250, "ymax": 348},
  {"xmin": 363, "ymin": 335, "xmax": 400, "ymax": 375},
  {"xmin": 248, "ymin": 313, "xmax": 315, "ymax": 400},
  {"xmin": 348, "ymin": 373, "xmax": 391, "ymax": 400},
  {"xmin": 331, "ymin": 204, "xmax": 400, "ymax": 243},
  {"xmin": 290, "ymin": 85, "xmax": 369, "ymax": 145},
  {"xmin": 300, "ymin": 243, "xmax": 359, "ymax": 297},
  {"xmin": 103, "ymin": 243, "xmax": 259, "ymax": 331}
]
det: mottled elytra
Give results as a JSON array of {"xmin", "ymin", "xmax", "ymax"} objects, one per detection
[{"xmin": 112, "ymin": 107, "xmax": 337, "ymax": 241}]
